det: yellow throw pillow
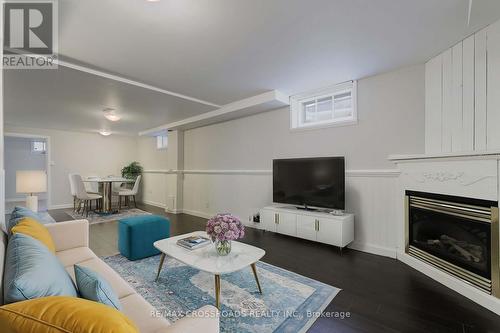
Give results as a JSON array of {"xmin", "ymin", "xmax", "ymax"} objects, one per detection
[
  {"xmin": 0, "ymin": 296, "xmax": 139, "ymax": 333},
  {"xmin": 11, "ymin": 217, "xmax": 56, "ymax": 253}
]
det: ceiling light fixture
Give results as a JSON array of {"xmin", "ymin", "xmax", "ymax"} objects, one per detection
[
  {"xmin": 104, "ymin": 113, "xmax": 121, "ymax": 121},
  {"xmin": 99, "ymin": 130, "xmax": 112, "ymax": 136},
  {"xmin": 103, "ymin": 107, "xmax": 121, "ymax": 122}
]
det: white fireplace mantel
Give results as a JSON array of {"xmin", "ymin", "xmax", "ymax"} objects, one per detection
[{"xmin": 389, "ymin": 151, "xmax": 500, "ymax": 315}]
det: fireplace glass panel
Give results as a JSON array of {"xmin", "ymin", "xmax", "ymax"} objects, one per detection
[{"xmin": 409, "ymin": 206, "xmax": 491, "ymax": 279}]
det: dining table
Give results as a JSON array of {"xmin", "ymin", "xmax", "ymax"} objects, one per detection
[{"xmin": 83, "ymin": 177, "xmax": 134, "ymax": 214}]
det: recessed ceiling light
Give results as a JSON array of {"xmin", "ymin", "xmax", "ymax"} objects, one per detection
[
  {"xmin": 103, "ymin": 108, "xmax": 121, "ymax": 122},
  {"xmin": 99, "ymin": 130, "xmax": 112, "ymax": 136},
  {"xmin": 104, "ymin": 114, "xmax": 121, "ymax": 121}
]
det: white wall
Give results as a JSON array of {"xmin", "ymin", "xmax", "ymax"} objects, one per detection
[
  {"xmin": 1, "ymin": 64, "xmax": 424, "ymax": 258},
  {"xmin": 4, "ymin": 136, "xmax": 47, "ymax": 200},
  {"xmin": 137, "ymin": 136, "xmax": 168, "ymax": 208},
  {"xmin": 184, "ymin": 64, "xmax": 424, "ymax": 171},
  {"xmin": 4, "ymin": 127, "xmax": 137, "ymax": 209},
  {"xmin": 180, "ymin": 64, "xmax": 425, "ymax": 257}
]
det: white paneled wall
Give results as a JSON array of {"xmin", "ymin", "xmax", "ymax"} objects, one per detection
[
  {"xmin": 425, "ymin": 55, "xmax": 442, "ymax": 153},
  {"xmin": 462, "ymin": 35, "xmax": 475, "ymax": 152},
  {"xmin": 425, "ymin": 19, "xmax": 500, "ymax": 153},
  {"xmin": 143, "ymin": 169, "xmax": 400, "ymax": 258},
  {"xmin": 345, "ymin": 173, "xmax": 399, "ymax": 258},
  {"xmin": 441, "ymin": 48, "xmax": 453, "ymax": 151},
  {"xmin": 182, "ymin": 171, "xmax": 400, "ymax": 258},
  {"xmin": 140, "ymin": 172, "xmax": 168, "ymax": 208},
  {"xmin": 451, "ymin": 43, "xmax": 463, "ymax": 152},
  {"xmin": 182, "ymin": 173, "xmax": 272, "ymax": 222},
  {"xmin": 475, "ymin": 29, "xmax": 488, "ymax": 150},
  {"xmin": 487, "ymin": 20, "xmax": 500, "ymax": 149}
]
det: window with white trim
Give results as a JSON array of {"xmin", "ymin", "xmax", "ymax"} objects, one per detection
[
  {"xmin": 31, "ymin": 141, "xmax": 46, "ymax": 154},
  {"xmin": 156, "ymin": 134, "xmax": 168, "ymax": 150},
  {"xmin": 290, "ymin": 81, "xmax": 357, "ymax": 130}
]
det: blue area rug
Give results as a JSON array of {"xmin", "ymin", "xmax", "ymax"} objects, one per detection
[{"xmin": 103, "ymin": 254, "xmax": 340, "ymax": 333}]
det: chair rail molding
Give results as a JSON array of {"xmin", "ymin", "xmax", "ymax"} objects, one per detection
[
  {"xmin": 142, "ymin": 169, "xmax": 180, "ymax": 174},
  {"xmin": 143, "ymin": 169, "xmax": 401, "ymax": 177}
]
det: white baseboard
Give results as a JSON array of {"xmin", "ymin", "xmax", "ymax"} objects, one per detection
[
  {"xmin": 141, "ymin": 199, "xmax": 166, "ymax": 209},
  {"xmin": 398, "ymin": 253, "xmax": 500, "ymax": 315},
  {"xmin": 348, "ymin": 241, "xmax": 397, "ymax": 259},
  {"xmin": 165, "ymin": 209, "xmax": 184, "ymax": 214},
  {"xmin": 180, "ymin": 209, "xmax": 213, "ymax": 219}
]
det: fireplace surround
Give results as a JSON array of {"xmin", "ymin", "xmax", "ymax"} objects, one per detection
[
  {"xmin": 390, "ymin": 152, "xmax": 500, "ymax": 313},
  {"xmin": 405, "ymin": 191, "xmax": 499, "ymax": 296}
]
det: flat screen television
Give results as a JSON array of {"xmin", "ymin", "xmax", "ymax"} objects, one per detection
[{"xmin": 273, "ymin": 157, "xmax": 345, "ymax": 210}]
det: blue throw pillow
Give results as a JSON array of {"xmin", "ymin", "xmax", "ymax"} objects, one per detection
[
  {"xmin": 7, "ymin": 206, "xmax": 50, "ymax": 233},
  {"xmin": 3, "ymin": 233, "xmax": 78, "ymax": 304},
  {"xmin": 74, "ymin": 265, "xmax": 122, "ymax": 310}
]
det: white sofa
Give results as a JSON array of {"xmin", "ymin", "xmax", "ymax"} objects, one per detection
[{"xmin": 0, "ymin": 219, "xmax": 220, "ymax": 333}]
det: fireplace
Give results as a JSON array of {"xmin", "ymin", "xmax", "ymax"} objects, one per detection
[{"xmin": 405, "ymin": 191, "xmax": 499, "ymax": 296}]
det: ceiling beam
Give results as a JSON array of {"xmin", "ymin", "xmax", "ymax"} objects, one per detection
[{"xmin": 139, "ymin": 90, "xmax": 289, "ymax": 135}]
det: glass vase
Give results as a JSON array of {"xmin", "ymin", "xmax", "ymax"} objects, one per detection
[{"xmin": 215, "ymin": 240, "xmax": 232, "ymax": 256}]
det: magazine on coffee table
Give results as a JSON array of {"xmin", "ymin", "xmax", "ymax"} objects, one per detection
[{"xmin": 176, "ymin": 235, "xmax": 211, "ymax": 250}]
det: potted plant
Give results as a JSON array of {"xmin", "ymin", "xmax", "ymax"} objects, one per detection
[
  {"xmin": 206, "ymin": 213, "xmax": 245, "ymax": 256},
  {"xmin": 121, "ymin": 161, "xmax": 143, "ymax": 180}
]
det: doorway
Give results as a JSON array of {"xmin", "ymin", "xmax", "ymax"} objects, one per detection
[{"xmin": 4, "ymin": 133, "xmax": 51, "ymax": 212}]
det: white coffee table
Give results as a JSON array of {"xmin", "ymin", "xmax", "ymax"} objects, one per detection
[{"xmin": 153, "ymin": 231, "xmax": 266, "ymax": 309}]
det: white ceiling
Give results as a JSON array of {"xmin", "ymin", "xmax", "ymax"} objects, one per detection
[
  {"xmin": 5, "ymin": 0, "xmax": 500, "ymax": 134},
  {"xmin": 4, "ymin": 66, "xmax": 215, "ymax": 135}
]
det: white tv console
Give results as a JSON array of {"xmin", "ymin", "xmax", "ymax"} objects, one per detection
[{"xmin": 260, "ymin": 206, "xmax": 354, "ymax": 250}]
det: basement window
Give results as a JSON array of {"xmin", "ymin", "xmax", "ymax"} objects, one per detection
[
  {"xmin": 31, "ymin": 141, "xmax": 46, "ymax": 154},
  {"xmin": 156, "ymin": 135, "xmax": 168, "ymax": 150},
  {"xmin": 290, "ymin": 81, "xmax": 357, "ymax": 130}
]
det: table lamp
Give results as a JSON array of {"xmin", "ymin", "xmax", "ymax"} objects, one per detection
[{"xmin": 16, "ymin": 170, "xmax": 47, "ymax": 212}]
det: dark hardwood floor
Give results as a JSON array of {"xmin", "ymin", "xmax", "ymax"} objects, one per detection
[{"xmin": 49, "ymin": 204, "xmax": 500, "ymax": 333}]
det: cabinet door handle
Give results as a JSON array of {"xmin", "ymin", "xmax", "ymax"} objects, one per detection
[
  {"xmin": 315, "ymin": 219, "xmax": 319, "ymax": 231},
  {"xmin": 274, "ymin": 213, "xmax": 277, "ymax": 224},
  {"xmin": 277, "ymin": 214, "xmax": 280, "ymax": 224},
  {"xmin": 317, "ymin": 220, "xmax": 320, "ymax": 231}
]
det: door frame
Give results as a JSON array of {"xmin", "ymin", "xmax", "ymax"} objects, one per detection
[{"xmin": 4, "ymin": 132, "xmax": 52, "ymax": 210}]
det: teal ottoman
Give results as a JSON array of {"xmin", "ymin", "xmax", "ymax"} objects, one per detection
[{"xmin": 118, "ymin": 215, "xmax": 170, "ymax": 260}]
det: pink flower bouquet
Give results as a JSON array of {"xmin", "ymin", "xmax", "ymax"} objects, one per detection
[{"xmin": 206, "ymin": 213, "xmax": 245, "ymax": 255}]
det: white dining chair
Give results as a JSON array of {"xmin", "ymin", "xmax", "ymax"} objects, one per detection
[
  {"xmin": 85, "ymin": 175, "xmax": 102, "ymax": 210},
  {"xmin": 114, "ymin": 175, "xmax": 141, "ymax": 211},
  {"xmin": 112, "ymin": 179, "xmax": 125, "ymax": 192},
  {"xmin": 85, "ymin": 175, "xmax": 100, "ymax": 194},
  {"xmin": 72, "ymin": 174, "xmax": 103, "ymax": 217}
]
